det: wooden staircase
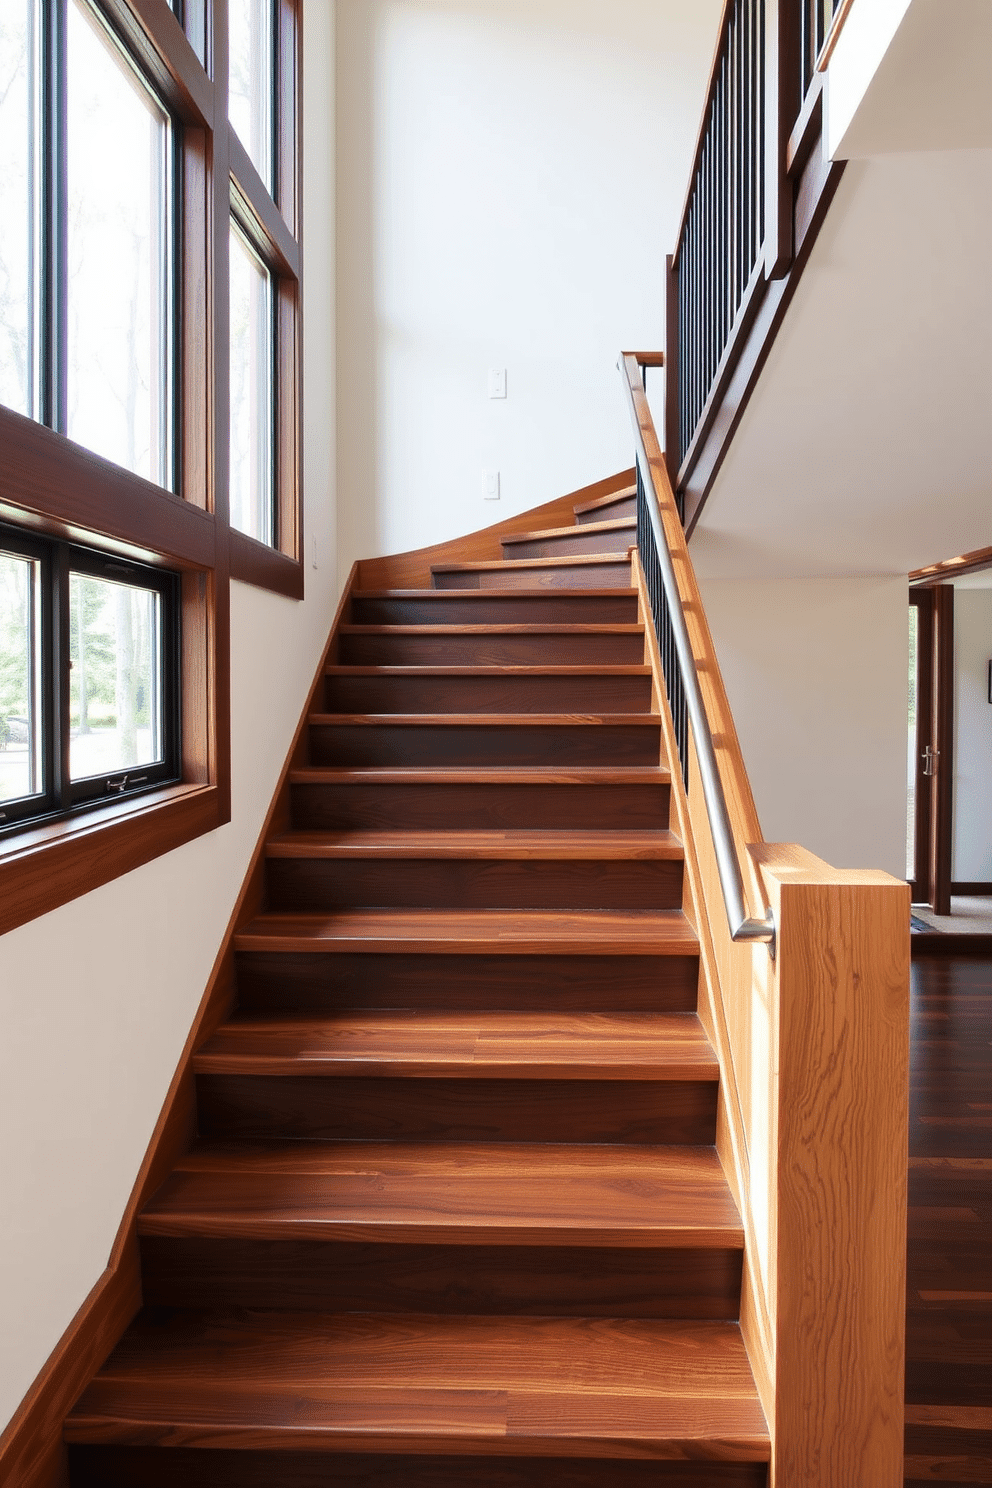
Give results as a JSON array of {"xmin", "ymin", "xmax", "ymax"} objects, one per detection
[{"xmin": 64, "ymin": 481, "xmax": 770, "ymax": 1485}]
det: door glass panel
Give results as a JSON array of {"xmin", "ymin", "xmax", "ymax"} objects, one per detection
[
  {"xmin": 229, "ymin": 0, "xmax": 274, "ymax": 190},
  {"xmin": 0, "ymin": 3, "xmax": 34, "ymax": 417},
  {"xmin": 907, "ymin": 604, "xmax": 918, "ymax": 881},
  {"xmin": 69, "ymin": 573, "xmax": 163, "ymax": 781},
  {"xmin": 67, "ymin": 1, "xmax": 173, "ymax": 486},
  {"xmin": 0, "ymin": 551, "xmax": 41, "ymax": 805},
  {"xmin": 229, "ymin": 224, "xmax": 274, "ymax": 545}
]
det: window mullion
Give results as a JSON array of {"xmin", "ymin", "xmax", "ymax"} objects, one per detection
[{"xmin": 51, "ymin": 541, "xmax": 71, "ymax": 808}]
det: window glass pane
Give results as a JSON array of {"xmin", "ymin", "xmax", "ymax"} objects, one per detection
[
  {"xmin": 0, "ymin": 551, "xmax": 41, "ymax": 805},
  {"xmin": 0, "ymin": 3, "xmax": 34, "ymax": 417},
  {"xmin": 229, "ymin": 225, "xmax": 274, "ymax": 545},
  {"xmin": 229, "ymin": 0, "xmax": 274, "ymax": 191},
  {"xmin": 69, "ymin": 573, "xmax": 163, "ymax": 782},
  {"xmin": 67, "ymin": 1, "xmax": 172, "ymax": 487}
]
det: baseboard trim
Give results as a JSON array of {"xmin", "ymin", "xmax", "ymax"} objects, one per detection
[{"xmin": 950, "ymin": 882, "xmax": 992, "ymax": 897}]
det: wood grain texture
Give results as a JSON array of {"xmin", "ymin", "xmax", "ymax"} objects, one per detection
[
  {"xmin": 138, "ymin": 1140, "xmax": 742, "ymax": 1248},
  {"xmin": 432, "ymin": 555, "xmax": 632, "ymax": 591},
  {"xmin": 349, "ymin": 589, "xmax": 639, "ymax": 625},
  {"xmin": 338, "ymin": 623, "xmax": 646, "ymax": 666},
  {"xmin": 193, "ymin": 1010, "xmax": 717, "ymax": 1080},
  {"xmin": 356, "ymin": 469, "xmax": 635, "ymax": 590},
  {"xmin": 233, "ymin": 906, "xmax": 700, "ymax": 956},
  {"xmin": 758, "ymin": 856, "xmax": 910, "ymax": 1487},
  {"xmin": 65, "ymin": 1312, "xmax": 768, "ymax": 1460}
]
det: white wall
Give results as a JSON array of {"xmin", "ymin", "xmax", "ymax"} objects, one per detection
[
  {"xmin": 0, "ymin": 1, "xmax": 337, "ymax": 1433},
  {"xmin": 335, "ymin": 0, "xmax": 722, "ymax": 574},
  {"xmin": 699, "ymin": 575, "xmax": 908, "ymax": 877},
  {"xmin": 953, "ymin": 585, "xmax": 992, "ymax": 884}
]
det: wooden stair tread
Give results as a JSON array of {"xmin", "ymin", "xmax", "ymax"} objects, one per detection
[
  {"xmin": 233, "ymin": 907, "xmax": 699, "ymax": 955},
  {"xmin": 501, "ymin": 517, "xmax": 636, "ymax": 546},
  {"xmin": 66, "ymin": 1311, "xmax": 768, "ymax": 1457},
  {"xmin": 308, "ymin": 713, "xmax": 658, "ymax": 727},
  {"xmin": 326, "ymin": 664, "xmax": 650, "ymax": 677},
  {"xmin": 138, "ymin": 1141, "xmax": 741, "ymax": 1248},
  {"xmin": 289, "ymin": 765, "xmax": 671, "ymax": 785},
  {"xmin": 572, "ymin": 484, "xmax": 637, "ymax": 516},
  {"xmin": 193, "ymin": 1010, "xmax": 718, "ymax": 1080},
  {"xmin": 264, "ymin": 829, "xmax": 683, "ymax": 860},
  {"xmin": 430, "ymin": 555, "xmax": 632, "ymax": 575}
]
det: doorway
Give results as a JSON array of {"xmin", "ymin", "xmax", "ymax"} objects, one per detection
[{"xmin": 907, "ymin": 586, "xmax": 953, "ymax": 911}]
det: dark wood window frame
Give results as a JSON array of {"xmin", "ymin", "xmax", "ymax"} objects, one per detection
[{"xmin": 0, "ymin": 0, "xmax": 302, "ymax": 936}]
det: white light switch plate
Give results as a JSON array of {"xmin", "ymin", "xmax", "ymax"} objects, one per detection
[
  {"xmin": 483, "ymin": 468, "xmax": 500, "ymax": 500},
  {"xmin": 488, "ymin": 367, "xmax": 507, "ymax": 399}
]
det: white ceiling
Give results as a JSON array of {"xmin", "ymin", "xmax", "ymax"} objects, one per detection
[{"xmin": 690, "ymin": 146, "xmax": 992, "ymax": 581}]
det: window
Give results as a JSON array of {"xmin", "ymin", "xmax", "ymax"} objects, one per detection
[
  {"xmin": 1, "ymin": 1, "xmax": 177, "ymax": 487},
  {"xmin": 0, "ymin": 525, "xmax": 179, "ymax": 836},
  {"xmin": 0, "ymin": 0, "xmax": 300, "ymax": 933},
  {"xmin": 229, "ymin": 221, "xmax": 275, "ymax": 546}
]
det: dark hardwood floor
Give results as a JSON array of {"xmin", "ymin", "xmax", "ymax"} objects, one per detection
[{"xmin": 906, "ymin": 953, "xmax": 992, "ymax": 1486}]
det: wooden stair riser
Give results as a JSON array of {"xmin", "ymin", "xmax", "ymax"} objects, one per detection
[
  {"xmin": 139, "ymin": 1237, "xmax": 743, "ymax": 1318},
  {"xmin": 338, "ymin": 629, "xmax": 646, "ymax": 666},
  {"xmin": 307, "ymin": 721, "xmax": 662, "ymax": 768},
  {"xmin": 232, "ymin": 952, "xmax": 701, "ymax": 1015},
  {"xmin": 264, "ymin": 856, "xmax": 685, "ymax": 913},
  {"xmin": 432, "ymin": 559, "xmax": 631, "ymax": 591},
  {"xmin": 290, "ymin": 780, "xmax": 672, "ymax": 832},
  {"xmin": 195, "ymin": 1075, "xmax": 718, "ymax": 1144},
  {"xmin": 502, "ymin": 523, "xmax": 635, "ymax": 561},
  {"xmin": 349, "ymin": 593, "xmax": 639, "ymax": 625},
  {"xmin": 574, "ymin": 491, "xmax": 637, "ymax": 525},
  {"xmin": 68, "ymin": 1447, "xmax": 768, "ymax": 1488},
  {"xmin": 324, "ymin": 672, "xmax": 653, "ymax": 715}
]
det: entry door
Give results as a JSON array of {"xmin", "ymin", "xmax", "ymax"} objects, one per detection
[{"xmin": 908, "ymin": 587, "xmax": 953, "ymax": 911}]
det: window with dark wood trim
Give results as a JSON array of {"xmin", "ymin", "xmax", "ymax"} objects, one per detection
[{"xmin": 0, "ymin": 0, "xmax": 302, "ymax": 933}]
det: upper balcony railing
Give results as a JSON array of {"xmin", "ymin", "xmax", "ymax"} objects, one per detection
[{"xmin": 666, "ymin": 0, "xmax": 848, "ymax": 528}]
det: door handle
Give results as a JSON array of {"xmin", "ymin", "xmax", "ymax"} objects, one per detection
[{"xmin": 922, "ymin": 745, "xmax": 938, "ymax": 777}]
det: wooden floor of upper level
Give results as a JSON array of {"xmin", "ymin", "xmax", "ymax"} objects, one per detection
[{"xmin": 906, "ymin": 952, "xmax": 992, "ymax": 1486}]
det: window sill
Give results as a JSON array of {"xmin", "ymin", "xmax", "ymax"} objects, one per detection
[
  {"xmin": 0, "ymin": 782, "xmax": 224, "ymax": 936},
  {"xmin": 229, "ymin": 527, "xmax": 304, "ymax": 598}
]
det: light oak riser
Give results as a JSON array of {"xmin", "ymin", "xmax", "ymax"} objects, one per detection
[
  {"xmin": 307, "ymin": 722, "xmax": 661, "ymax": 768},
  {"xmin": 350, "ymin": 594, "xmax": 639, "ymax": 625},
  {"xmin": 194, "ymin": 1074, "xmax": 718, "ymax": 1144},
  {"xmin": 324, "ymin": 674, "xmax": 653, "ymax": 715},
  {"xmin": 264, "ymin": 857, "xmax": 684, "ymax": 913},
  {"xmin": 68, "ymin": 1447, "xmax": 768, "ymax": 1486},
  {"xmin": 139, "ymin": 1237, "xmax": 743, "ymax": 1317},
  {"xmin": 338, "ymin": 632, "xmax": 646, "ymax": 666},
  {"xmin": 232, "ymin": 952, "xmax": 702, "ymax": 1014},
  {"xmin": 290, "ymin": 782, "xmax": 671, "ymax": 832}
]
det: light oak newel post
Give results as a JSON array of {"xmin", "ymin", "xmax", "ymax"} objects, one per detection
[{"xmin": 754, "ymin": 849, "xmax": 910, "ymax": 1487}]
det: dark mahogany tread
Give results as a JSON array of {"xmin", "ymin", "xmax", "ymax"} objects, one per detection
[
  {"xmin": 349, "ymin": 590, "xmax": 640, "ymax": 625},
  {"xmin": 137, "ymin": 1141, "xmax": 742, "ymax": 1249},
  {"xmin": 339, "ymin": 623, "xmax": 645, "ymax": 634},
  {"xmin": 66, "ymin": 1311, "xmax": 769, "ymax": 1459},
  {"xmin": 499, "ymin": 519, "xmax": 635, "ymax": 546},
  {"xmin": 233, "ymin": 907, "xmax": 699, "ymax": 956},
  {"xmin": 193, "ymin": 1010, "xmax": 718, "ymax": 1081},
  {"xmin": 265, "ymin": 829, "xmax": 683, "ymax": 860}
]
